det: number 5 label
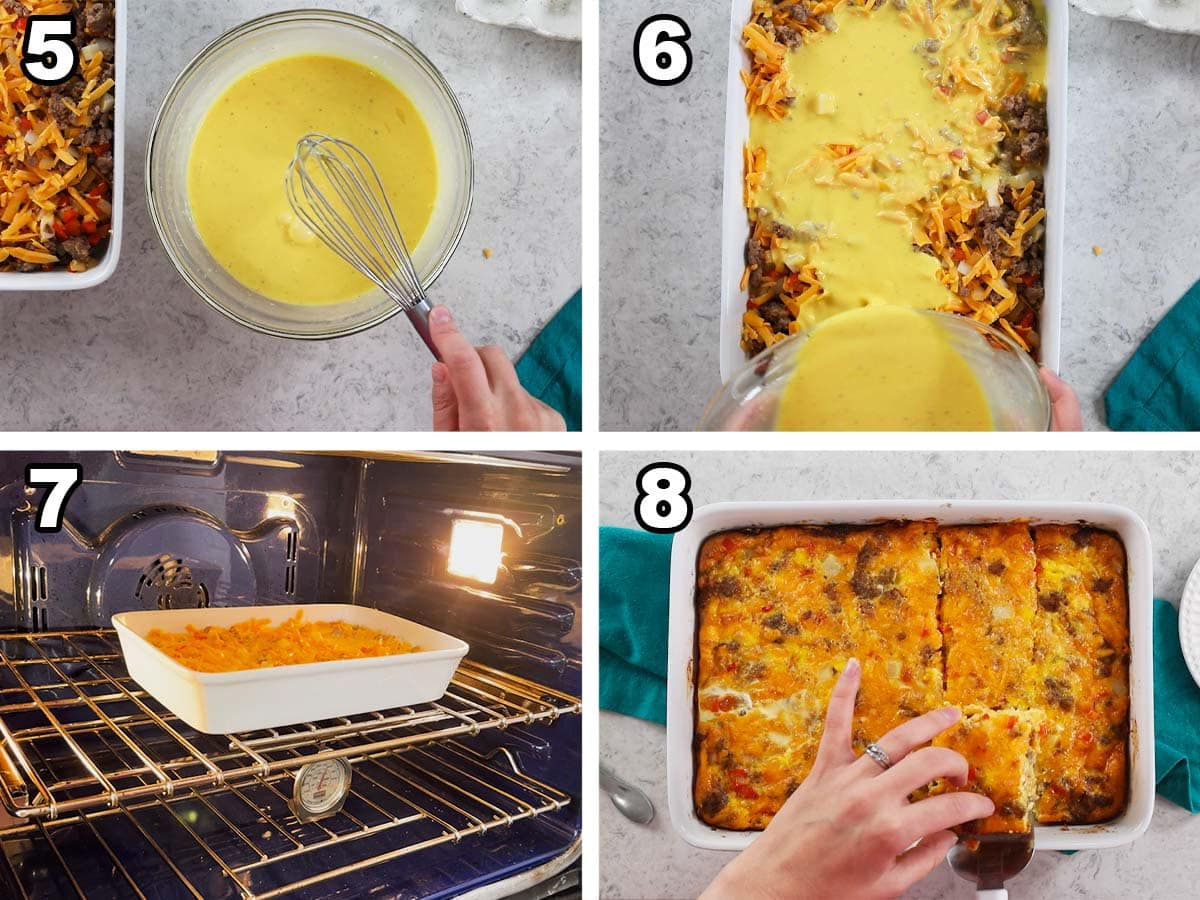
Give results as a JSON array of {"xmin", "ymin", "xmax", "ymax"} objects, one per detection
[
  {"xmin": 25, "ymin": 464, "xmax": 83, "ymax": 533},
  {"xmin": 634, "ymin": 15, "xmax": 693, "ymax": 86},
  {"xmin": 21, "ymin": 15, "xmax": 79, "ymax": 87}
]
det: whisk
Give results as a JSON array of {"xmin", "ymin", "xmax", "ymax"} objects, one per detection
[{"xmin": 286, "ymin": 134, "xmax": 440, "ymax": 358}]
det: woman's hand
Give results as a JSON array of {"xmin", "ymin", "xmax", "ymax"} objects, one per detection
[
  {"xmin": 1039, "ymin": 367, "xmax": 1083, "ymax": 431},
  {"xmin": 429, "ymin": 306, "xmax": 566, "ymax": 432},
  {"xmin": 702, "ymin": 659, "xmax": 994, "ymax": 900}
]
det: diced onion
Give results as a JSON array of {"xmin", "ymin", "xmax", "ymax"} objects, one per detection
[
  {"xmin": 82, "ymin": 39, "xmax": 114, "ymax": 61},
  {"xmin": 886, "ymin": 659, "xmax": 903, "ymax": 680},
  {"xmin": 821, "ymin": 554, "xmax": 843, "ymax": 577},
  {"xmin": 992, "ymin": 605, "xmax": 1013, "ymax": 621}
]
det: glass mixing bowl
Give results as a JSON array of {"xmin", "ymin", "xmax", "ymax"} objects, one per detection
[
  {"xmin": 146, "ymin": 10, "xmax": 473, "ymax": 340},
  {"xmin": 700, "ymin": 311, "xmax": 1052, "ymax": 431}
]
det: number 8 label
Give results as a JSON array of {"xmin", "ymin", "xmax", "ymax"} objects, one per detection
[{"xmin": 635, "ymin": 463, "xmax": 693, "ymax": 534}]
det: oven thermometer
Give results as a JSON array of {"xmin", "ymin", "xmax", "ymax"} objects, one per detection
[{"xmin": 291, "ymin": 758, "xmax": 353, "ymax": 822}]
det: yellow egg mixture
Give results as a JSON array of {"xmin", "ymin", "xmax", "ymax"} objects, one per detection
[
  {"xmin": 774, "ymin": 306, "xmax": 992, "ymax": 430},
  {"xmin": 188, "ymin": 55, "xmax": 437, "ymax": 305},
  {"xmin": 742, "ymin": 0, "xmax": 1048, "ymax": 351}
]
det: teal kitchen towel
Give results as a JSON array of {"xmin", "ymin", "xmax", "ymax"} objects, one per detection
[
  {"xmin": 1106, "ymin": 279, "xmax": 1200, "ymax": 431},
  {"xmin": 517, "ymin": 291, "xmax": 582, "ymax": 432},
  {"xmin": 599, "ymin": 526, "xmax": 672, "ymax": 725},
  {"xmin": 1154, "ymin": 598, "xmax": 1200, "ymax": 812}
]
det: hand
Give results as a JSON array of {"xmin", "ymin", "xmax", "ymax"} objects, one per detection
[
  {"xmin": 429, "ymin": 306, "xmax": 566, "ymax": 432},
  {"xmin": 1039, "ymin": 367, "xmax": 1083, "ymax": 431},
  {"xmin": 702, "ymin": 659, "xmax": 994, "ymax": 900}
]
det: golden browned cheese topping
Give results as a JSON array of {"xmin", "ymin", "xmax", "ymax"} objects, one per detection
[
  {"xmin": 146, "ymin": 611, "xmax": 420, "ymax": 673},
  {"xmin": 693, "ymin": 522, "xmax": 1128, "ymax": 833},
  {"xmin": 931, "ymin": 707, "xmax": 1043, "ymax": 834},
  {"xmin": 940, "ymin": 523, "xmax": 1037, "ymax": 708}
]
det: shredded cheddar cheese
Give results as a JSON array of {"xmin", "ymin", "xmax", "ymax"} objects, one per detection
[
  {"xmin": 146, "ymin": 611, "xmax": 421, "ymax": 673},
  {"xmin": 0, "ymin": 1, "xmax": 115, "ymax": 273}
]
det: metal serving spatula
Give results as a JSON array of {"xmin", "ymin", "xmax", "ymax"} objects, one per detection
[{"xmin": 947, "ymin": 833, "xmax": 1034, "ymax": 899}]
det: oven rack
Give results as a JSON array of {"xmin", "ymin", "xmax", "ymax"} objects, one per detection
[
  {"xmin": 0, "ymin": 628, "xmax": 580, "ymax": 821},
  {"xmin": 0, "ymin": 738, "xmax": 571, "ymax": 900}
]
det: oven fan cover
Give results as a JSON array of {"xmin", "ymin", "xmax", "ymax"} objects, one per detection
[{"xmin": 87, "ymin": 506, "xmax": 259, "ymax": 624}]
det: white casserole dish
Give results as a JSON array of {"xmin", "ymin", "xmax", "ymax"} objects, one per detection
[
  {"xmin": 0, "ymin": 0, "xmax": 126, "ymax": 291},
  {"xmin": 667, "ymin": 500, "xmax": 1154, "ymax": 852},
  {"xmin": 113, "ymin": 603, "xmax": 469, "ymax": 734},
  {"xmin": 718, "ymin": 0, "xmax": 1067, "ymax": 380}
]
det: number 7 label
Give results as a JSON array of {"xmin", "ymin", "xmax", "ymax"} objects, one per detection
[{"xmin": 25, "ymin": 464, "xmax": 83, "ymax": 533}]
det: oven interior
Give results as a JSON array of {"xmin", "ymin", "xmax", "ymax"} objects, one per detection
[{"xmin": 0, "ymin": 451, "xmax": 582, "ymax": 899}]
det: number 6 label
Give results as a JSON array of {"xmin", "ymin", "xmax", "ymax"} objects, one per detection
[
  {"xmin": 634, "ymin": 15, "xmax": 693, "ymax": 86},
  {"xmin": 635, "ymin": 463, "xmax": 693, "ymax": 534},
  {"xmin": 21, "ymin": 15, "xmax": 79, "ymax": 87}
]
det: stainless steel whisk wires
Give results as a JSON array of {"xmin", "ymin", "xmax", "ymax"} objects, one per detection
[{"xmin": 286, "ymin": 134, "xmax": 440, "ymax": 358}]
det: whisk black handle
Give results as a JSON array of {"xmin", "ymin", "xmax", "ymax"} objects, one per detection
[{"xmin": 407, "ymin": 298, "xmax": 442, "ymax": 361}]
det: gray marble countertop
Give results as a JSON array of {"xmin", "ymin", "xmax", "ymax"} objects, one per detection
[
  {"xmin": 600, "ymin": 450, "xmax": 1200, "ymax": 897},
  {"xmin": 0, "ymin": 0, "xmax": 580, "ymax": 431},
  {"xmin": 600, "ymin": 4, "xmax": 1200, "ymax": 431}
]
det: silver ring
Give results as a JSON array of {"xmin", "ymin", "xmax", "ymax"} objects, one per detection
[{"xmin": 864, "ymin": 742, "xmax": 892, "ymax": 771}]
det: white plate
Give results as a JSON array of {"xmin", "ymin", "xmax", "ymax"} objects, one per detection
[
  {"xmin": 719, "ymin": 0, "xmax": 1067, "ymax": 381},
  {"xmin": 113, "ymin": 604, "xmax": 469, "ymax": 734},
  {"xmin": 0, "ymin": 0, "xmax": 126, "ymax": 292},
  {"xmin": 667, "ymin": 500, "xmax": 1155, "ymax": 852},
  {"xmin": 1178, "ymin": 559, "xmax": 1200, "ymax": 688},
  {"xmin": 456, "ymin": 0, "xmax": 581, "ymax": 41},
  {"xmin": 1072, "ymin": 0, "xmax": 1200, "ymax": 34}
]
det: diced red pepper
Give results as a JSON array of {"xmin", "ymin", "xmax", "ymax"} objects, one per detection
[
  {"xmin": 61, "ymin": 207, "xmax": 78, "ymax": 223},
  {"xmin": 975, "ymin": 109, "xmax": 989, "ymax": 124},
  {"xmin": 950, "ymin": 247, "xmax": 966, "ymax": 262},
  {"xmin": 732, "ymin": 783, "xmax": 759, "ymax": 800},
  {"xmin": 15, "ymin": 16, "xmax": 26, "ymax": 31},
  {"xmin": 950, "ymin": 148, "xmax": 965, "ymax": 160},
  {"xmin": 88, "ymin": 181, "xmax": 109, "ymax": 199},
  {"xmin": 81, "ymin": 219, "xmax": 97, "ymax": 235},
  {"xmin": 761, "ymin": 603, "xmax": 774, "ymax": 613},
  {"xmin": 721, "ymin": 537, "xmax": 735, "ymax": 552},
  {"xmin": 1006, "ymin": 715, "xmax": 1018, "ymax": 730},
  {"xmin": 18, "ymin": 117, "xmax": 31, "ymax": 131},
  {"xmin": 729, "ymin": 767, "xmax": 749, "ymax": 780},
  {"xmin": 52, "ymin": 222, "xmax": 67, "ymax": 241},
  {"xmin": 1081, "ymin": 731, "xmax": 1093, "ymax": 744}
]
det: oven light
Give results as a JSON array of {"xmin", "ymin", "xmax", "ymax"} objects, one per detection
[{"xmin": 447, "ymin": 519, "xmax": 504, "ymax": 584}]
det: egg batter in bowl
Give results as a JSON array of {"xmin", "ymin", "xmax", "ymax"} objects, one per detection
[
  {"xmin": 188, "ymin": 54, "xmax": 438, "ymax": 305},
  {"xmin": 147, "ymin": 10, "xmax": 472, "ymax": 339}
]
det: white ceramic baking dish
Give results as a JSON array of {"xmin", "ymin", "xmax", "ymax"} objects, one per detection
[
  {"xmin": 113, "ymin": 603, "xmax": 469, "ymax": 734},
  {"xmin": 0, "ymin": 0, "xmax": 126, "ymax": 291},
  {"xmin": 718, "ymin": 0, "xmax": 1067, "ymax": 380},
  {"xmin": 667, "ymin": 501, "xmax": 1154, "ymax": 852}
]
